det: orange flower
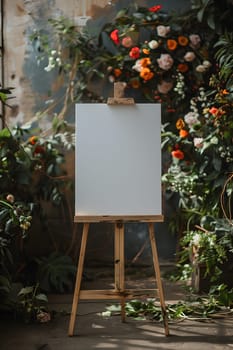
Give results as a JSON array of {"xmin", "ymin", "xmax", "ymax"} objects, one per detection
[
  {"xmin": 171, "ymin": 149, "xmax": 184, "ymax": 160},
  {"xmin": 167, "ymin": 39, "xmax": 177, "ymax": 50},
  {"xmin": 130, "ymin": 78, "xmax": 141, "ymax": 89},
  {"xmin": 140, "ymin": 57, "xmax": 151, "ymax": 67},
  {"xmin": 221, "ymin": 89, "xmax": 229, "ymax": 95},
  {"xmin": 142, "ymin": 48, "xmax": 150, "ymax": 55},
  {"xmin": 114, "ymin": 68, "xmax": 122, "ymax": 77},
  {"xmin": 178, "ymin": 36, "xmax": 189, "ymax": 46},
  {"xmin": 140, "ymin": 67, "xmax": 154, "ymax": 80},
  {"xmin": 177, "ymin": 63, "xmax": 188, "ymax": 73},
  {"xmin": 179, "ymin": 129, "xmax": 189, "ymax": 138},
  {"xmin": 29, "ymin": 136, "xmax": 38, "ymax": 145},
  {"xmin": 176, "ymin": 118, "xmax": 185, "ymax": 130}
]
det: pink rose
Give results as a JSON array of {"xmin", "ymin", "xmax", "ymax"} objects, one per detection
[
  {"xmin": 157, "ymin": 54, "xmax": 174, "ymax": 70},
  {"xmin": 121, "ymin": 36, "xmax": 133, "ymax": 48},
  {"xmin": 193, "ymin": 137, "xmax": 203, "ymax": 149}
]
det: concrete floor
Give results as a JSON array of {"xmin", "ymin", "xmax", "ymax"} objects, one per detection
[{"xmin": 1, "ymin": 266, "xmax": 233, "ymax": 350}]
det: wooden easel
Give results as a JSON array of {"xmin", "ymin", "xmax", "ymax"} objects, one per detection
[{"xmin": 68, "ymin": 83, "xmax": 169, "ymax": 337}]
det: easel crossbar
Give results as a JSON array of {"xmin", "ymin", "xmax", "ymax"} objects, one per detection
[
  {"xmin": 74, "ymin": 215, "xmax": 164, "ymax": 223},
  {"xmin": 79, "ymin": 288, "xmax": 159, "ymax": 300}
]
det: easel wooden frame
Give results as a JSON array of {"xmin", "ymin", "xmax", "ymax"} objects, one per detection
[{"xmin": 68, "ymin": 84, "xmax": 169, "ymax": 337}]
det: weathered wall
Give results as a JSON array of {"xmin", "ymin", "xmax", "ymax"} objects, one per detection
[{"xmin": 2, "ymin": 0, "xmax": 109, "ymax": 127}]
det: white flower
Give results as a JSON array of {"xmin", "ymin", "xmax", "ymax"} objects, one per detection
[
  {"xmin": 6, "ymin": 194, "xmax": 15, "ymax": 203},
  {"xmin": 132, "ymin": 59, "xmax": 142, "ymax": 72},
  {"xmin": 184, "ymin": 112, "xmax": 199, "ymax": 126},
  {"xmin": 193, "ymin": 137, "xmax": 204, "ymax": 148},
  {"xmin": 108, "ymin": 75, "xmax": 115, "ymax": 83},
  {"xmin": 184, "ymin": 51, "xmax": 196, "ymax": 62},
  {"xmin": 192, "ymin": 233, "xmax": 201, "ymax": 246},
  {"xmin": 157, "ymin": 25, "xmax": 170, "ymax": 37},
  {"xmin": 202, "ymin": 60, "xmax": 211, "ymax": 68},
  {"xmin": 148, "ymin": 40, "xmax": 159, "ymax": 49},
  {"xmin": 189, "ymin": 34, "xmax": 201, "ymax": 49},
  {"xmin": 157, "ymin": 80, "xmax": 173, "ymax": 94},
  {"xmin": 210, "ymin": 136, "xmax": 218, "ymax": 144},
  {"xmin": 196, "ymin": 65, "xmax": 206, "ymax": 73},
  {"xmin": 157, "ymin": 54, "xmax": 174, "ymax": 71}
]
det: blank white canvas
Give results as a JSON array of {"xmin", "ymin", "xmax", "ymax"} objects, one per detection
[{"xmin": 75, "ymin": 103, "xmax": 162, "ymax": 216}]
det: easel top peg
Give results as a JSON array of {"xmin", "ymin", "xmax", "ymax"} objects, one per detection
[{"xmin": 107, "ymin": 82, "xmax": 135, "ymax": 105}]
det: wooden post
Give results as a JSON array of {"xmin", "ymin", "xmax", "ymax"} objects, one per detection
[
  {"xmin": 114, "ymin": 222, "xmax": 125, "ymax": 322},
  {"xmin": 68, "ymin": 223, "xmax": 89, "ymax": 336},
  {"xmin": 148, "ymin": 222, "xmax": 169, "ymax": 336}
]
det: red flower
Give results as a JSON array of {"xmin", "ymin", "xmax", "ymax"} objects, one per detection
[
  {"xmin": 110, "ymin": 29, "xmax": 120, "ymax": 45},
  {"xmin": 129, "ymin": 47, "xmax": 140, "ymax": 59},
  {"xmin": 29, "ymin": 136, "xmax": 38, "ymax": 145},
  {"xmin": 171, "ymin": 149, "xmax": 184, "ymax": 160},
  {"xmin": 149, "ymin": 5, "xmax": 162, "ymax": 12},
  {"xmin": 209, "ymin": 107, "xmax": 218, "ymax": 115},
  {"xmin": 34, "ymin": 145, "xmax": 45, "ymax": 155}
]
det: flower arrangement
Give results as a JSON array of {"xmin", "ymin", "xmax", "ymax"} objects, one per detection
[
  {"xmin": 32, "ymin": 3, "xmax": 213, "ymax": 112},
  {"xmin": 85, "ymin": 3, "xmax": 213, "ymax": 107},
  {"xmin": 162, "ymin": 72, "xmax": 233, "ymax": 223}
]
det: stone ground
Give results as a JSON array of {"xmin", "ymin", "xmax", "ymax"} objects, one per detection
[{"xmin": 0, "ymin": 265, "xmax": 233, "ymax": 350}]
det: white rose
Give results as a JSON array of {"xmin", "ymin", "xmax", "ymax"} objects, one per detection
[
  {"xmin": 148, "ymin": 40, "xmax": 159, "ymax": 49},
  {"xmin": 184, "ymin": 112, "xmax": 199, "ymax": 126},
  {"xmin": 157, "ymin": 54, "xmax": 174, "ymax": 71},
  {"xmin": 202, "ymin": 60, "xmax": 211, "ymax": 68},
  {"xmin": 184, "ymin": 51, "xmax": 196, "ymax": 62},
  {"xmin": 210, "ymin": 136, "xmax": 218, "ymax": 144},
  {"xmin": 193, "ymin": 137, "xmax": 204, "ymax": 148},
  {"xmin": 108, "ymin": 75, "xmax": 115, "ymax": 83},
  {"xmin": 132, "ymin": 59, "xmax": 142, "ymax": 72},
  {"xmin": 157, "ymin": 25, "xmax": 170, "ymax": 37},
  {"xmin": 196, "ymin": 65, "xmax": 206, "ymax": 73}
]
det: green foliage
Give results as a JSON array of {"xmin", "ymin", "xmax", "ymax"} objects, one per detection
[
  {"xmin": 35, "ymin": 252, "xmax": 76, "ymax": 293},
  {"xmin": 0, "ymin": 86, "xmax": 14, "ymax": 104},
  {"xmin": 17, "ymin": 284, "xmax": 50, "ymax": 323},
  {"xmin": 191, "ymin": 0, "xmax": 233, "ymax": 33},
  {"xmin": 214, "ymin": 32, "xmax": 233, "ymax": 89},
  {"xmin": 104, "ymin": 285, "xmax": 233, "ymax": 322},
  {"xmin": 0, "ymin": 123, "xmax": 74, "ymax": 315}
]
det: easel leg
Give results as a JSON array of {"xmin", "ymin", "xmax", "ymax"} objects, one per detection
[
  {"xmin": 68, "ymin": 223, "xmax": 89, "ymax": 336},
  {"xmin": 148, "ymin": 223, "xmax": 169, "ymax": 336},
  {"xmin": 114, "ymin": 223, "xmax": 125, "ymax": 322}
]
